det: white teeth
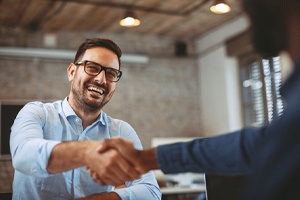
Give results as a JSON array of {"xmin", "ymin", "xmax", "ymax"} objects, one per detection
[{"xmin": 88, "ymin": 86, "xmax": 104, "ymax": 95}]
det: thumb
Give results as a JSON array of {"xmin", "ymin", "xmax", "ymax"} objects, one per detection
[
  {"xmin": 96, "ymin": 138, "xmax": 121, "ymax": 153},
  {"xmin": 99, "ymin": 137, "xmax": 136, "ymax": 160},
  {"xmin": 96, "ymin": 143, "xmax": 107, "ymax": 153}
]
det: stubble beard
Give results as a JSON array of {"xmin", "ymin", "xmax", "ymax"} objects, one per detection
[{"xmin": 71, "ymin": 84, "xmax": 113, "ymax": 114}]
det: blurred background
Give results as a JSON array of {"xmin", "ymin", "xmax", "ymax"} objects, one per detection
[{"xmin": 0, "ymin": 0, "xmax": 293, "ymax": 199}]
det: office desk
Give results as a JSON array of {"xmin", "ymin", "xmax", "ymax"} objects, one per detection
[{"xmin": 161, "ymin": 185, "xmax": 206, "ymax": 200}]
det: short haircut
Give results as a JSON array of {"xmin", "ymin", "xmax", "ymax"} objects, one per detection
[{"xmin": 73, "ymin": 38, "xmax": 122, "ymax": 69}]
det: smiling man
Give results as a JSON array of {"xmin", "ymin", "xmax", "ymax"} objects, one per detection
[{"xmin": 10, "ymin": 38, "xmax": 161, "ymax": 200}]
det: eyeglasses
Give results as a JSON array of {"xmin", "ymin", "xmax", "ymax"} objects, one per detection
[{"xmin": 75, "ymin": 60, "xmax": 122, "ymax": 82}]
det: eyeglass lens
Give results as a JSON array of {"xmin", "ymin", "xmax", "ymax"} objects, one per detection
[{"xmin": 84, "ymin": 61, "xmax": 121, "ymax": 82}]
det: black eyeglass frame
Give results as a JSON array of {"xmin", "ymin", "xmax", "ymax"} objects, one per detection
[{"xmin": 75, "ymin": 60, "xmax": 122, "ymax": 82}]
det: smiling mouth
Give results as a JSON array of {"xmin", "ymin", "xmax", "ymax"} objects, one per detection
[{"xmin": 87, "ymin": 86, "xmax": 105, "ymax": 95}]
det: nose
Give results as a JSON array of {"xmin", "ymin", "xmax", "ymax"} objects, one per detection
[{"xmin": 94, "ymin": 70, "xmax": 106, "ymax": 84}]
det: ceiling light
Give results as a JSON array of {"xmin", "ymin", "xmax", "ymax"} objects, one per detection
[
  {"xmin": 210, "ymin": 0, "xmax": 231, "ymax": 14},
  {"xmin": 119, "ymin": 10, "xmax": 141, "ymax": 27}
]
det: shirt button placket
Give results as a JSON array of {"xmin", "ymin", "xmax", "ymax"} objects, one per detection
[{"xmin": 75, "ymin": 118, "xmax": 83, "ymax": 135}]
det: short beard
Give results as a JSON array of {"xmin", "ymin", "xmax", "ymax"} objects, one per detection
[{"xmin": 71, "ymin": 85, "xmax": 109, "ymax": 114}]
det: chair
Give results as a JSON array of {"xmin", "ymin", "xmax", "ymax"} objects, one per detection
[{"xmin": 205, "ymin": 174, "xmax": 249, "ymax": 200}]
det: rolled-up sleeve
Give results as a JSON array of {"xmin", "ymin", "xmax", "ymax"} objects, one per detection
[
  {"xmin": 114, "ymin": 172, "xmax": 161, "ymax": 200},
  {"xmin": 10, "ymin": 102, "xmax": 60, "ymax": 177}
]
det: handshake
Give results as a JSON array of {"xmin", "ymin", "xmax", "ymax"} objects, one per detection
[{"xmin": 85, "ymin": 137, "xmax": 159, "ymax": 186}]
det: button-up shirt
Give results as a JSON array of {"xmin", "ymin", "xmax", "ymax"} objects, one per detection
[{"xmin": 10, "ymin": 98, "xmax": 161, "ymax": 200}]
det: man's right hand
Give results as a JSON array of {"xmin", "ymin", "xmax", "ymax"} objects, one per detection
[
  {"xmin": 84, "ymin": 141, "xmax": 142, "ymax": 186},
  {"xmin": 102, "ymin": 137, "xmax": 159, "ymax": 173}
]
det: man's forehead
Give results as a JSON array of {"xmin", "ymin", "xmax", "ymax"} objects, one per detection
[{"xmin": 82, "ymin": 48, "xmax": 119, "ymax": 69}]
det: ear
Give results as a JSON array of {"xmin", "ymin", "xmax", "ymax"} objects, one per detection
[{"xmin": 67, "ymin": 63, "xmax": 76, "ymax": 82}]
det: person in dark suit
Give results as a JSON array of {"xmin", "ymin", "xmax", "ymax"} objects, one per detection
[{"xmin": 89, "ymin": 0, "xmax": 300, "ymax": 199}]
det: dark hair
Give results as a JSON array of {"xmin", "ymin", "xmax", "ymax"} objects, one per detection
[
  {"xmin": 73, "ymin": 38, "xmax": 122, "ymax": 68},
  {"xmin": 242, "ymin": 0, "xmax": 292, "ymax": 57},
  {"xmin": 243, "ymin": 0, "xmax": 300, "ymax": 20}
]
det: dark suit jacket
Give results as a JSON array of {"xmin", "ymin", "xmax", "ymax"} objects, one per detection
[{"xmin": 246, "ymin": 58, "xmax": 300, "ymax": 200}]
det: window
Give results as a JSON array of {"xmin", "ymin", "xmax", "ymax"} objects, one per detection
[
  {"xmin": 226, "ymin": 31, "xmax": 285, "ymax": 127},
  {"xmin": 240, "ymin": 56, "xmax": 283, "ymax": 126}
]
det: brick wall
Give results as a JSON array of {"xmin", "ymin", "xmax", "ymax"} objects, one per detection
[{"xmin": 0, "ymin": 28, "xmax": 202, "ymax": 148}]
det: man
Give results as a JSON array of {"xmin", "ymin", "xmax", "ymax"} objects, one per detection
[
  {"xmin": 90, "ymin": 0, "xmax": 300, "ymax": 199},
  {"xmin": 10, "ymin": 38, "xmax": 161, "ymax": 200}
]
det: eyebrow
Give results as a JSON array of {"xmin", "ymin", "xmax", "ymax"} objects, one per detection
[{"xmin": 88, "ymin": 60, "xmax": 120, "ymax": 70}]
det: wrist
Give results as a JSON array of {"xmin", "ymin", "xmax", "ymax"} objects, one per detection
[
  {"xmin": 136, "ymin": 147, "xmax": 159, "ymax": 173},
  {"xmin": 83, "ymin": 141, "xmax": 101, "ymax": 166}
]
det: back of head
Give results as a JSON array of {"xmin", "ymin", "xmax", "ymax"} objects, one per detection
[
  {"xmin": 74, "ymin": 38, "xmax": 122, "ymax": 67},
  {"xmin": 244, "ymin": 0, "xmax": 300, "ymax": 17},
  {"xmin": 243, "ymin": 0, "xmax": 300, "ymax": 57}
]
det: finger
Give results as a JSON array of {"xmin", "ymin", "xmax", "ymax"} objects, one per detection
[
  {"xmin": 113, "ymin": 155, "xmax": 141, "ymax": 181},
  {"xmin": 86, "ymin": 167, "xmax": 93, "ymax": 176},
  {"xmin": 96, "ymin": 138, "xmax": 124, "ymax": 153},
  {"xmin": 89, "ymin": 171, "xmax": 106, "ymax": 186},
  {"xmin": 93, "ymin": 175, "xmax": 105, "ymax": 186},
  {"xmin": 96, "ymin": 143, "xmax": 107, "ymax": 153},
  {"xmin": 92, "ymin": 173, "xmax": 104, "ymax": 185},
  {"xmin": 88, "ymin": 147, "xmax": 141, "ymax": 186},
  {"xmin": 90, "ymin": 150, "xmax": 134, "ymax": 186},
  {"xmin": 99, "ymin": 168, "xmax": 126, "ymax": 186},
  {"xmin": 101, "ymin": 137, "xmax": 126, "ymax": 152},
  {"xmin": 100, "ymin": 151, "xmax": 140, "ymax": 185},
  {"xmin": 106, "ymin": 147, "xmax": 141, "ymax": 181},
  {"xmin": 102, "ymin": 138, "xmax": 137, "ymax": 162}
]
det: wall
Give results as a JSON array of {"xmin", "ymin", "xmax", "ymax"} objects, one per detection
[
  {"xmin": 0, "ymin": 14, "xmax": 256, "ymax": 148},
  {"xmin": 195, "ymin": 15, "xmax": 250, "ymax": 136},
  {"xmin": 0, "ymin": 29, "xmax": 201, "ymax": 149},
  {"xmin": 194, "ymin": 15, "xmax": 294, "ymax": 137}
]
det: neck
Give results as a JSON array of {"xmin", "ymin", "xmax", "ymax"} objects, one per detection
[
  {"xmin": 77, "ymin": 109, "xmax": 101, "ymax": 130},
  {"xmin": 67, "ymin": 95, "xmax": 101, "ymax": 130}
]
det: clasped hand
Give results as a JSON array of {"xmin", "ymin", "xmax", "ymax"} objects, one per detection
[{"xmin": 85, "ymin": 137, "xmax": 145, "ymax": 186}]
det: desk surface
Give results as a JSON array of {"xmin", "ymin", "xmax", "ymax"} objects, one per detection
[{"xmin": 161, "ymin": 184, "xmax": 206, "ymax": 195}]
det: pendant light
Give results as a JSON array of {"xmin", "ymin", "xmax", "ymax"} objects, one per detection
[
  {"xmin": 119, "ymin": 10, "xmax": 141, "ymax": 27},
  {"xmin": 210, "ymin": 0, "xmax": 231, "ymax": 14}
]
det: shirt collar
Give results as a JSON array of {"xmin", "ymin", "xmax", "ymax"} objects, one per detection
[
  {"xmin": 62, "ymin": 97, "xmax": 76, "ymax": 118},
  {"xmin": 62, "ymin": 97, "xmax": 106, "ymax": 125}
]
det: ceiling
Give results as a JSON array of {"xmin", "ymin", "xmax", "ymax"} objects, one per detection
[{"xmin": 0, "ymin": 0, "xmax": 243, "ymax": 40}]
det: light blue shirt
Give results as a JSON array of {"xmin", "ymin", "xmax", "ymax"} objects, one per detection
[{"xmin": 10, "ymin": 98, "xmax": 161, "ymax": 200}]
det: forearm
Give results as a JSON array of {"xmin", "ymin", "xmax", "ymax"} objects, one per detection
[
  {"xmin": 137, "ymin": 147, "xmax": 160, "ymax": 173},
  {"xmin": 47, "ymin": 140, "xmax": 100, "ymax": 174},
  {"xmin": 11, "ymin": 138, "xmax": 60, "ymax": 176},
  {"xmin": 77, "ymin": 192, "xmax": 121, "ymax": 200},
  {"xmin": 156, "ymin": 128, "xmax": 259, "ymax": 174}
]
